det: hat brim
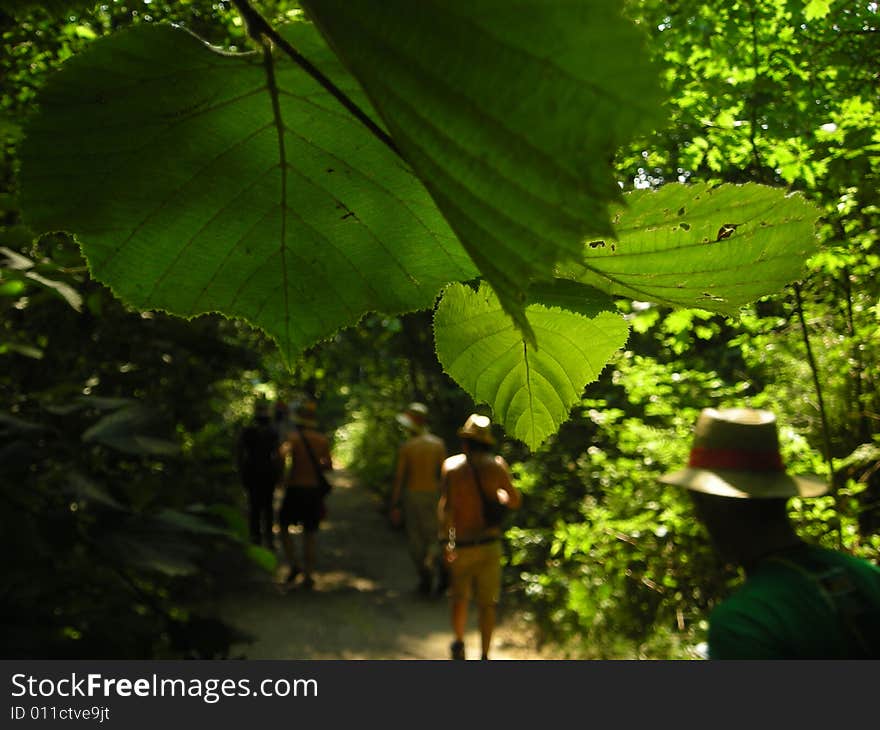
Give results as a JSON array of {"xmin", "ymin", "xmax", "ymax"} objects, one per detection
[
  {"xmin": 396, "ymin": 413, "xmax": 415, "ymax": 429},
  {"xmin": 457, "ymin": 428, "xmax": 495, "ymax": 445},
  {"xmin": 659, "ymin": 467, "xmax": 828, "ymax": 499}
]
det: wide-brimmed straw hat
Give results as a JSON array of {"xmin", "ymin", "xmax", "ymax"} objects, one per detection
[
  {"xmin": 457, "ymin": 413, "xmax": 495, "ymax": 445},
  {"xmin": 396, "ymin": 402, "xmax": 429, "ymax": 431},
  {"xmin": 659, "ymin": 407, "xmax": 828, "ymax": 499},
  {"xmin": 292, "ymin": 400, "xmax": 319, "ymax": 428}
]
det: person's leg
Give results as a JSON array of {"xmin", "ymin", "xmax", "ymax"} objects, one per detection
[
  {"xmin": 299, "ymin": 488, "xmax": 326, "ymax": 588},
  {"xmin": 473, "ymin": 543, "xmax": 503, "ymax": 660},
  {"xmin": 410, "ymin": 492, "xmax": 440, "ymax": 594},
  {"xmin": 302, "ymin": 529, "xmax": 316, "ymax": 587},
  {"xmin": 259, "ymin": 483, "xmax": 275, "ymax": 550},
  {"xmin": 403, "ymin": 492, "xmax": 427, "ymax": 587},
  {"xmin": 477, "ymin": 605, "xmax": 496, "ymax": 659},
  {"xmin": 450, "ymin": 598, "xmax": 468, "ymax": 659},
  {"xmin": 417, "ymin": 493, "xmax": 439, "ymax": 591},
  {"xmin": 245, "ymin": 483, "xmax": 261, "ymax": 545},
  {"xmin": 447, "ymin": 547, "xmax": 476, "ymax": 660},
  {"xmin": 451, "ymin": 599, "xmax": 468, "ymax": 641},
  {"xmin": 279, "ymin": 490, "xmax": 300, "ymax": 582},
  {"xmin": 281, "ymin": 529, "xmax": 299, "ymax": 579}
]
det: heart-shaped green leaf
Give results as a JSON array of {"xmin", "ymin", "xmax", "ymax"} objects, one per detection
[
  {"xmin": 434, "ymin": 281, "xmax": 629, "ymax": 449},
  {"xmin": 561, "ymin": 182, "xmax": 822, "ymax": 314},
  {"xmin": 19, "ymin": 22, "xmax": 476, "ymax": 364},
  {"xmin": 301, "ymin": 0, "xmax": 664, "ymax": 337}
]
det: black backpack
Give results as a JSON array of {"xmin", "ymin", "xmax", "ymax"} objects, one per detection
[{"xmin": 239, "ymin": 421, "xmax": 281, "ymax": 480}]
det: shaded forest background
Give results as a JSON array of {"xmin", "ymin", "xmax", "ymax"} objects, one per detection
[{"xmin": 1, "ymin": 0, "xmax": 878, "ymax": 659}]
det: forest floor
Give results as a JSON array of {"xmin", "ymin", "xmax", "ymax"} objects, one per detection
[{"xmin": 214, "ymin": 470, "xmax": 553, "ymax": 660}]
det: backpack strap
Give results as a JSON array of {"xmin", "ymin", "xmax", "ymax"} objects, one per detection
[
  {"xmin": 295, "ymin": 424, "xmax": 330, "ymax": 490},
  {"xmin": 466, "ymin": 455, "xmax": 493, "ymax": 528},
  {"xmin": 767, "ymin": 549, "xmax": 877, "ymax": 657}
]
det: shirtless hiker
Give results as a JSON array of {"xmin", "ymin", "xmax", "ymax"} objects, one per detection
[{"xmin": 390, "ymin": 402, "xmax": 447, "ymax": 595}]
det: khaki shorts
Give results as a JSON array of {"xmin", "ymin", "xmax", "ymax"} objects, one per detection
[{"xmin": 448, "ymin": 541, "xmax": 502, "ymax": 607}]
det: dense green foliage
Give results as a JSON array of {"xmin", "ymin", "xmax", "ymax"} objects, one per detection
[
  {"xmin": 2, "ymin": 0, "xmax": 283, "ymax": 659},
  {"xmin": 0, "ymin": 233, "xmax": 274, "ymax": 657},
  {"xmin": 2, "ymin": 0, "xmax": 878, "ymax": 659},
  {"xmin": 504, "ymin": 0, "xmax": 880, "ymax": 656}
]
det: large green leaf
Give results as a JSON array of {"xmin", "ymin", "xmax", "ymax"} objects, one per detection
[
  {"xmin": 155, "ymin": 509, "xmax": 231, "ymax": 537},
  {"xmin": 300, "ymin": 0, "xmax": 664, "ymax": 336},
  {"xmin": 246, "ymin": 544, "xmax": 279, "ymax": 574},
  {"xmin": 19, "ymin": 22, "xmax": 476, "ymax": 364},
  {"xmin": 81, "ymin": 404, "xmax": 180, "ymax": 456},
  {"xmin": 202, "ymin": 503, "xmax": 250, "ymax": 541},
  {"xmin": 106, "ymin": 533, "xmax": 200, "ymax": 577},
  {"xmin": 0, "ymin": 411, "xmax": 48, "ymax": 437},
  {"xmin": 560, "ymin": 182, "xmax": 822, "ymax": 314},
  {"xmin": 434, "ymin": 281, "xmax": 629, "ymax": 449},
  {"xmin": 66, "ymin": 472, "xmax": 125, "ymax": 511}
]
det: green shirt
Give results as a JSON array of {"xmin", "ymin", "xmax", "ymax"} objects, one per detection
[{"xmin": 708, "ymin": 545, "xmax": 880, "ymax": 659}]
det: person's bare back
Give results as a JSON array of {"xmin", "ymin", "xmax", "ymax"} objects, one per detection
[
  {"xmin": 398, "ymin": 433, "xmax": 446, "ymax": 493},
  {"xmin": 441, "ymin": 452, "xmax": 520, "ymax": 543}
]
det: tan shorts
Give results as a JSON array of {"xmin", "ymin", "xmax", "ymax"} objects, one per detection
[{"xmin": 448, "ymin": 541, "xmax": 502, "ymax": 607}]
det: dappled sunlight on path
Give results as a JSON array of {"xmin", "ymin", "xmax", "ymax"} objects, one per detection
[{"xmin": 216, "ymin": 470, "xmax": 543, "ymax": 660}]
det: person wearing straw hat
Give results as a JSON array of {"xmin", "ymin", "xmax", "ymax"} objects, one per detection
[
  {"xmin": 279, "ymin": 400, "xmax": 333, "ymax": 590},
  {"xmin": 390, "ymin": 402, "xmax": 447, "ymax": 595},
  {"xmin": 661, "ymin": 407, "xmax": 880, "ymax": 659},
  {"xmin": 440, "ymin": 413, "xmax": 522, "ymax": 660}
]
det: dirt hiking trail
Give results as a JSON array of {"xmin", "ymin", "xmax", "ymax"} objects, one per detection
[{"xmin": 216, "ymin": 471, "xmax": 548, "ymax": 660}]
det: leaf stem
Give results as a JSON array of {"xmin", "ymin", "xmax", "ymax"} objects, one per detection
[{"xmin": 230, "ymin": 0, "xmax": 402, "ymax": 160}]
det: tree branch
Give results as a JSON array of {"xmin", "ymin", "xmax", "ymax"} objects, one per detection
[
  {"xmin": 793, "ymin": 282, "xmax": 841, "ymax": 547},
  {"xmin": 230, "ymin": 0, "xmax": 402, "ymax": 160},
  {"xmin": 747, "ymin": 1, "xmax": 767, "ymax": 179}
]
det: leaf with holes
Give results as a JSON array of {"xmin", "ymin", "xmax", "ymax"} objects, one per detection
[
  {"xmin": 301, "ymin": 0, "xmax": 664, "ymax": 338},
  {"xmin": 559, "ymin": 182, "xmax": 821, "ymax": 313},
  {"xmin": 19, "ymin": 22, "xmax": 476, "ymax": 364},
  {"xmin": 434, "ymin": 281, "xmax": 629, "ymax": 449}
]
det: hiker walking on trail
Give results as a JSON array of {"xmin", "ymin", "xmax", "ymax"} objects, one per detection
[
  {"xmin": 235, "ymin": 399, "xmax": 282, "ymax": 549},
  {"xmin": 279, "ymin": 400, "xmax": 334, "ymax": 590},
  {"xmin": 390, "ymin": 402, "xmax": 447, "ymax": 595},
  {"xmin": 273, "ymin": 398, "xmax": 295, "ymax": 442},
  {"xmin": 660, "ymin": 407, "xmax": 880, "ymax": 659},
  {"xmin": 440, "ymin": 413, "xmax": 521, "ymax": 660}
]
